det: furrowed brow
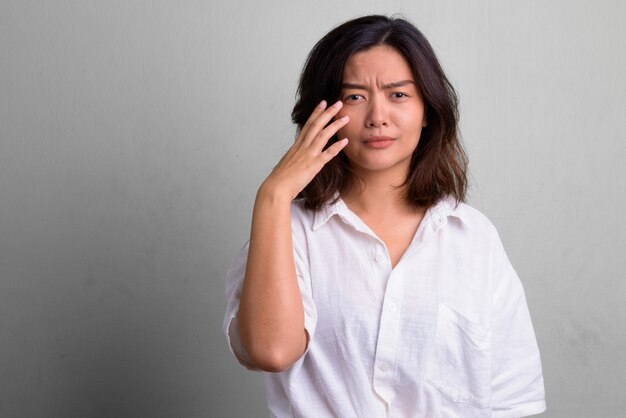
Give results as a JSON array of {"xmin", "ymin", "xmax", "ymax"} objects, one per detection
[
  {"xmin": 382, "ymin": 80, "xmax": 415, "ymax": 89},
  {"xmin": 340, "ymin": 80, "xmax": 415, "ymax": 90},
  {"xmin": 341, "ymin": 83, "xmax": 367, "ymax": 90}
]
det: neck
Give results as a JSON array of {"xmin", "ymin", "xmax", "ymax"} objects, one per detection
[{"xmin": 343, "ymin": 169, "xmax": 415, "ymax": 217}]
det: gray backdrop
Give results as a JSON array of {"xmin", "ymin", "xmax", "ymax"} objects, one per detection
[{"xmin": 1, "ymin": 1, "xmax": 625, "ymax": 417}]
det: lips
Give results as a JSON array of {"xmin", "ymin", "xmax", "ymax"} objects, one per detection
[
  {"xmin": 364, "ymin": 136, "xmax": 394, "ymax": 143},
  {"xmin": 363, "ymin": 136, "xmax": 395, "ymax": 149}
]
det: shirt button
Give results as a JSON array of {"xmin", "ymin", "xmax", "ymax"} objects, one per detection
[
  {"xmin": 379, "ymin": 362, "xmax": 389, "ymax": 371},
  {"xmin": 388, "ymin": 303, "xmax": 397, "ymax": 312},
  {"xmin": 375, "ymin": 253, "xmax": 384, "ymax": 263}
]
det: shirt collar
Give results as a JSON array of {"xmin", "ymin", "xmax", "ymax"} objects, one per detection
[
  {"xmin": 311, "ymin": 195, "xmax": 349, "ymax": 231},
  {"xmin": 311, "ymin": 195, "xmax": 474, "ymax": 232},
  {"xmin": 432, "ymin": 196, "xmax": 475, "ymax": 230}
]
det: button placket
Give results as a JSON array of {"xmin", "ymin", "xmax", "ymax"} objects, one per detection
[{"xmin": 372, "ymin": 265, "xmax": 405, "ymax": 404}]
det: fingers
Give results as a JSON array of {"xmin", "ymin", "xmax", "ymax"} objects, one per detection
[
  {"xmin": 303, "ymin": 100, "xmax": 328, "ymax": 127},
  {"xmin": 321, "ymin": 138, "xmax": 349, "ymax": 163},
  {"xmin": 299, "ymin": 100, "xmax": 345, "ymax": 145},
  {"xmin": 266, "ymin": 101, "xmax": 349, "ymax": 198},
  {"xmin": 298, "ymin": 100, "xmax": 327, "ymax": 140},
  {"xmin": 310, "ymin": 116, "xmax": 349, "ymax": 152}
]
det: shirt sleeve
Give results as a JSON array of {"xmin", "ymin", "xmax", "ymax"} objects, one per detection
[
  {"xmin": 490, "ymin": 238, "xmax": 546, "ymax": 417},
  {"xmin": 223, "ymin": 240, "xmax": 318, "ymax": 371}
]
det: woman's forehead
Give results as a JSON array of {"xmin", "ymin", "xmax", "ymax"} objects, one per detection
[{"xmin": 342, "ymin": 45, "xmax": 414, "ymax": 83}]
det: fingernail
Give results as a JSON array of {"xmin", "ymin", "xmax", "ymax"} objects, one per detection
[
  {"xmin": 318, "ymin": 100, "xmax": 327, "ymax": 108},
  {"xmin": 340, "ymin": 116, "xmax": 349, "ymax": 122},
  {"xmin": 333, "ymin": 101, "xmax": 343, "ymax": 108}
]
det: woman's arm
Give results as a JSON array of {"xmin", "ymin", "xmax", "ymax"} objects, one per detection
[{"xmin": 237, "ymin": 100, "xmax": 349, "ymax": 372}]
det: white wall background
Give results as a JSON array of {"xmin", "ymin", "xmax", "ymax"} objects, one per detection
[{"xmin": 1, "ymin": 1, "xmax": 625, "ymax": 417}]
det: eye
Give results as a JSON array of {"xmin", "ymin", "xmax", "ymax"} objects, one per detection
[
  {"xmin": 391, "ymin": 92, "xmax": 408, "ymax": 99},
  {"xmin": 345, "ymin": 94, "xmax": 364, "ymax": 102}
]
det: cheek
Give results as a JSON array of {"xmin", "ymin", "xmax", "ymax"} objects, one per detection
[
  {"xmin": 399, "ymin": 114, "xmax": 425, "ymax": 137},
  {"xmin": 336, "ymin": 120, "xmax": 354, "ymax": 140},
  {"xmin": 341, "ymin": 142, "xmax": 357, "ymax": 160},
  {"xmin": 333, "ymin": 107, "xmax": 349, "ymax": 122}
]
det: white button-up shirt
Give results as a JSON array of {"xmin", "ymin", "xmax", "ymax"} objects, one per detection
[{"xmin": 224, "ymin": 197, "xmax": 546, "ymax": 417}]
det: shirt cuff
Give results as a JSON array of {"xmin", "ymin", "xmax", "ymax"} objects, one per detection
[
  {"xmin": 225, "ymin": 313, "xmax": 260, "ymax": 371},
  {"xmin": 225, "ymin": 310, "xmax": 316, "ymax": 371}
]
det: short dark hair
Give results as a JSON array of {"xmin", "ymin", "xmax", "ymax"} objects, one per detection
[{"xmin": 292, "ymin": 15, "xmax": 468, "ymax": 210}]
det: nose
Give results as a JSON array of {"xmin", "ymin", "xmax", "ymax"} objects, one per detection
[{"xmin": 365, "ymin": 96, "xmax": 388, "ymax": 128}]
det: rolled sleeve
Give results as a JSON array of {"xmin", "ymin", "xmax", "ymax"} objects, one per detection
[
  {"xmin": 490, "ymin": 240, "xmax": 546, "ymax": 417},
  {"xmin": 223, "ymin": 241, "xmax": 318, "ymax": 370}
]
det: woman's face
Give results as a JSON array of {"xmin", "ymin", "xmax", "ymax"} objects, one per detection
[{"xmin": 336, "ymin": 45, "xmax": 427, "ymax": 181}]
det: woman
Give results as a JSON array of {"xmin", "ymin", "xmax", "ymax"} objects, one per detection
[{"xmin": 224, "ymin": 15, "xmax": 546, "ymax": 417}]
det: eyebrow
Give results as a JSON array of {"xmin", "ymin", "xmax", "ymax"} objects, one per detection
[{"xmin": 341, "ymin": 80, "xmax": 415, "ymax": 90}]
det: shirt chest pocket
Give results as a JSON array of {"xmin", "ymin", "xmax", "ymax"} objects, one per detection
[{"xmin": 424, "ymin": 303, "xmax": 492, "ymax": 409}]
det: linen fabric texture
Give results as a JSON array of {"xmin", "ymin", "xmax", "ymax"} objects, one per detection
[{"xmin": 223, "ymin": 197, "xmax": 546, "ymax": 418}]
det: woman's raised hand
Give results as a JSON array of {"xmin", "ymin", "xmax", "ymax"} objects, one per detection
[
  {"xmin": 261, "ymin": 100, "xmax": 349, "ymax": 201},
  {"xmin": 240, "ymin": 100, "xmax": 349, "ymax": 370}
]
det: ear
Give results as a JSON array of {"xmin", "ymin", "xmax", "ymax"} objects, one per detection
[{"xmin": 422, "ymin": 116, "xmax": 428, "ymax": 128}]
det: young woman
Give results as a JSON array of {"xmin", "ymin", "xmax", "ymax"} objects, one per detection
[{"xmin": 224, "ymin": 15, "xmax": 546, "ymax": 418}]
